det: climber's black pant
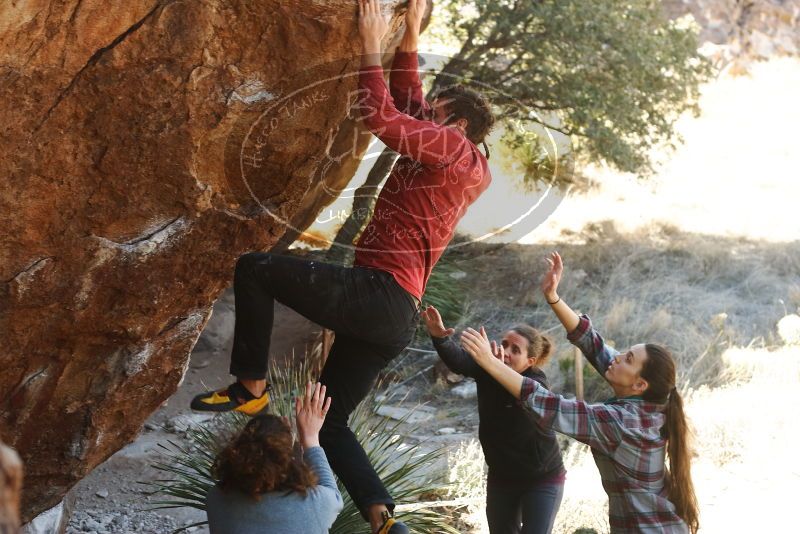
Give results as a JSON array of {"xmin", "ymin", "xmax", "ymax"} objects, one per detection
[{"xmin": 230, "ymin": 252, "xmax": 420, "ymax": 518}]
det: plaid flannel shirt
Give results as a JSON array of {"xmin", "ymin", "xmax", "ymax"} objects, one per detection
[{"xmin": 519, "ymin": 314, "xmax": 688, "ymax": 533}]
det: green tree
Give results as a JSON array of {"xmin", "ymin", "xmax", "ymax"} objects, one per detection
[
  {"xmin": 326, "ymin": 0, "xmax": 711, "ymax": 262},
  {"xmin": 438, "ymin": 0, "xmax": 710, "ymax": 172}
]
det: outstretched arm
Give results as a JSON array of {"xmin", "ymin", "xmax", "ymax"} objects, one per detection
[
  {"xmin": 294, "ymin": 381, "xmax": 343, "ymax": 512},
  {"xmin": 398, "ymin": 0, "xmax": 424, "ymax": 53},
  {"xmin": 295, "ymin": 383, "xmax": 343, "ymax": 520},
  {"xmin": 461, "ymin": 327, "xmax": 524, "ymax": 396},
  {"xmin": 295, "ymin": 382, "xmax": 332, "ymax": 450},
  {"xmin": 541, "ymin": 251, "xmax": 580, "ymax": 333},
  {"xmin": 390, "ymin": 0, "xmax": 431, "ymax": 118},
  {"xmin": 460, "ymin": 328, "xmax": 622, "ymax": 454},
  {"xmin": 359, "ymin": 0, "xmax": 386, "ymax": 70},
  {"xmin": 358, "ymin": 0, "xmax": 466, "ymax": 166},
  {"xmin": 541, "ymin": 251, "xmax": 617, "ymax": 378},
  {"xmin": 423, "ymin": 305, "xmax": 481, "ymax": 378}
]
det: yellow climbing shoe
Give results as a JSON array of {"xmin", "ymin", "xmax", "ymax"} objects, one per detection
[
  {"xmin": 190, "ymin": 381, "xmax": 270, "ymax": 416},
  {"xmin": 375, "ymin": 512, "xmax": 409, "ymax": 534}
]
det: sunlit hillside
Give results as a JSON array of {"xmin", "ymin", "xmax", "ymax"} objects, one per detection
[
  {"xmin": 430, "ymin": 57, "xmax": 800, "ymax": 533},
  {"xmin": 523, "ymin": 57, "xmax": 800, "ymax": 245}
]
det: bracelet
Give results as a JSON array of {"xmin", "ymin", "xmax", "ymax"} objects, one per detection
[{"xmin": 546, "ymin": 296, "xmax": 560, "ymax": 305}]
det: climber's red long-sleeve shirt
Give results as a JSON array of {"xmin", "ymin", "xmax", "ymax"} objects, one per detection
[{"xmin": 353, "ymin": 51, "xmax": 492, "ymax": 302}]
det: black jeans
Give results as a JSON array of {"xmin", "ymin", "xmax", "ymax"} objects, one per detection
[
  {"xmin": 230, "ymin": 252, "xmax": 420, "ymax": 517},
  {"xmin": 485, "ymin": 479, "xmax": 565, "ymax": 534}
]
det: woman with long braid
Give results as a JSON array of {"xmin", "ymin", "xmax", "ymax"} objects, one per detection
[{"xmin": 460, "ymin": 252, "xmax": 699, "ymax": 533}]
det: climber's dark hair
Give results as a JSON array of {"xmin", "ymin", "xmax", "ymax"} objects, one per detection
[{"xmin": 432, "ymin": 84, "xmax": 495, "ymax": 153}]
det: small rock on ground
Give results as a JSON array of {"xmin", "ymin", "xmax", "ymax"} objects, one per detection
[{"xmin": 451, "ymin": 380, "xmax": 477, "ymax": 399}]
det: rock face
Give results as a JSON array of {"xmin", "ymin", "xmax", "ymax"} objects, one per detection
[
  {"xmin": 276, "ymin": 2, "xmax": 433, "ymax": 252},
  {"xmin": 663, "ymin": 0, "xmax": 800, "ymax": 63},
  {"xmin": 0, "ymin": 0, "xmax": 408, "ymax": 520}
]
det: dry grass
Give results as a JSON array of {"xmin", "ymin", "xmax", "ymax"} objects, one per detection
[
  {"xmin": 444, "ymin": 439, "xmax": 486, "ymax": 532},
  {"xmin": 447, "ymin": 221, "xmax": 799, "ymax": 398},
  {"xmin": 519, "ymin": 57, "xmax": 800, "ymax": 245},
  {"xmin": 436, "ymin": 223, "xmax": 799, "ymax": 533},
  {"xmin": 686, "ymin": 345, "xmax": 800, "ymax": 531}
]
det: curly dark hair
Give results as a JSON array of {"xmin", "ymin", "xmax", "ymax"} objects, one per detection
[
  {"xmin": 212, "ymin": 414, "xmax": 317, "ymax": 499},
  {"xmin": 433, "ymin": 84, "xmax": 495, "ymax": 147}
]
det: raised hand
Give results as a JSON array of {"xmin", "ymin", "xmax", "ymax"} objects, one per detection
[
  {"xmin": 460, "ymin": 326, "xmax": 495, "ymax": 366},
  {"xmin": 294, "ymin": 382, "xmax": 332, "ymax": 449},
  {"xmin": 541, "ymin": 251, "xmax": 564, "ymax": 303},
  {"xmin": 405, "ymin": 0, "xmax": 427, "ymax": 33},
  {"xmin": 422, "ymin": 305, "xmax": 455, "ymax": 338},
  {"xmin": 462, "ymin": 327, "xmax": 526, "ymax": 398},
  {"xmin": 358, "ymin": 0, "xmax": 390, "ymax": 48},
  {"xmin": 490, "ymin": 339, "xmax": 505, "ymax": 361}
]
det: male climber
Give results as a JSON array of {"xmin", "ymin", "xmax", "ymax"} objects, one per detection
[{"xmin": 191, "ymin": 0, "xmax": 494, "ymax": 532}]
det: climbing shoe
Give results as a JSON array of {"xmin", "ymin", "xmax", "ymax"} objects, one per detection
[
  {"xmin": 375, "ymin": 511, "xmax": 409, "ymax": 534},
  {"xmin": 190, "ymin": 381, "xmax": 270, "ymax": 416}
]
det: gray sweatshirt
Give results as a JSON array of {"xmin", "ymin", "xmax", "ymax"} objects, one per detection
[{"xmin": 206, "ymin": 446, "xmax": 343, "ymax": 534}]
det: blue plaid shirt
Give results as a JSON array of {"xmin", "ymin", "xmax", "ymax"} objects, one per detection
[{"xmin": 520, "ymin": 314, "xmax": 688, "ymax": 533}]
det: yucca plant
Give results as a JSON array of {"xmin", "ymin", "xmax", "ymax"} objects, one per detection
[
  {"xmin": 141, "ymin": 350, "xmax": 461, "ymax": 533},
  {"xmin": 418, "ymin": 255, "xmax": 468, "ymax": 337}
]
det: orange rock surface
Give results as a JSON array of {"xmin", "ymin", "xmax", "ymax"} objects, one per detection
[{"xmin": 0, "ymin": 0, "xmax": 409, "ymax": 519}]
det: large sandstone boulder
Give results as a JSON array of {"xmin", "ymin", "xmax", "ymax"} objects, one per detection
[{"xmin": 0, "ymin": 0, "xmax": 409, "ymax": 520}]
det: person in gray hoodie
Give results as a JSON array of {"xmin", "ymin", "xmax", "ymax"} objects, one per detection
[{"xmin": 206, "ymin": 382, "xmax": 343, "ymax": 533}]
